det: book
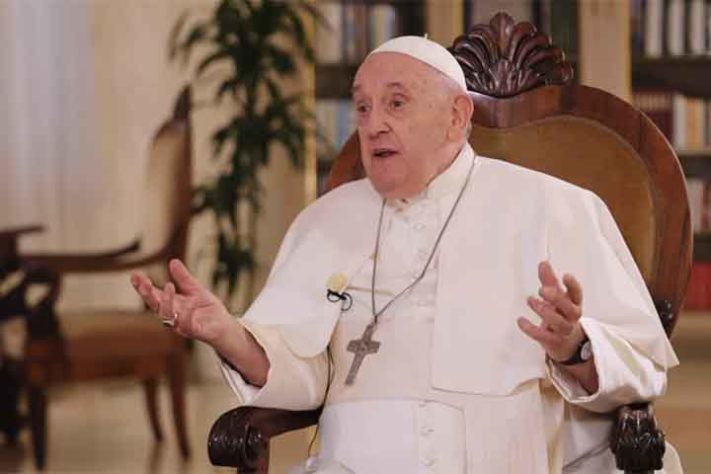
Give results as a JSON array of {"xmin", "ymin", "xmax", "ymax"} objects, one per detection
[
  {"xmin": 673, "ymin": 93, "xmax": 688, "ymax": 148},
  {"xmin": 631, "ymin": 0, "xmax": 647, "ymax": 58},
  {"xmin": 687, "ymin": 178, "xmax": 708, "ymax": 232},
  {"xmin": 369, "ymin": 5, "xmax": 398, "ymax": 50},
  {"xmin": 632, "ymin": 87, "xmax": 674, "ymax": 140},
  {"xmin": 315, "ymin": 3, "xmax": 343, "ymax": 64},
  {"xmin": 645, "ymin": 0, "xmax": 664, "ymax": 57},
  {"xmin": 690, "ymin": 0, "xmax": 707, "ymax": 55},
  {"xmin": 550, "ymin": 0, "xmax": 579, "ymax": 60},
  {"xmin": 342, "ymin": 4, "xmax": 368, "ymax": 64},
  {"xmin": 686, "ymin": 98, "xmax": 706, "ymax": 150},
  {"xmin": 315, "ymin": 100, "xmax": 338, "ymax": 160},
  {"xmin": 685, "ymin": 262, "xmax": 711, "ymax": 309},
  {"xmin": 667, "ymin": 0, "xmax": 685, "ymax": 56}
]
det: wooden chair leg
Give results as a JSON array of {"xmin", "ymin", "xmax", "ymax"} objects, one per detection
[
  {"xmin": 143, "ymin": 377, "xmax": 163, "ymax": 442},
  {"xmin": 0, "ymin": 356, "xmax": 23, "ymax": 444},
  {"xmin": 167, "ymin": 350, "xmax": 189, "ymax": 458},
  {"xmin": 27, "ymin": 385, "xmax": 47, "ymax": 469}
]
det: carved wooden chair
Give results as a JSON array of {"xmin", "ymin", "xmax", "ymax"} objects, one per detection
[
  {"xmin": 207, "ymin": 14, "xmax": 691, "ymax": 474},
  {"xmin": 19, "ymin": 86, "xmax": 194, "ymax": 469}
]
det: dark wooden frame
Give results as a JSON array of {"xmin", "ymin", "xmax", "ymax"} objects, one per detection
[{"xmin": 208, "ymin": 13, "xmax": 691, "ymax": 474}]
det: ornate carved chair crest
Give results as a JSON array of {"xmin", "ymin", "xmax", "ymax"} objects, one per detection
[{"xmin": 209, "ymin": 13, "xmax": 691, "ymax": 474}]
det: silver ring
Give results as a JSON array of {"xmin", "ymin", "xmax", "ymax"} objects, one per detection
[{"xmin": 161, "ymin": 312, "xmax": 178, "ymax": 328}]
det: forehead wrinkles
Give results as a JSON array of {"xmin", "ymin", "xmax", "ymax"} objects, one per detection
[{"xmin": 354, "ymin": 54, "xmax": 437, "ymax": 96}]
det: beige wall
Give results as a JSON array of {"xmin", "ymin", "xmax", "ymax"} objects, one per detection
[{"xmin": 50, "ymin": 0, "xmax": 309, "ymax": 311}]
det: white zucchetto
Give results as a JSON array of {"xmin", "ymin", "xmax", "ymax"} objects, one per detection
[{"xmin": 368, "ymin": 35, "xmax": 468, "ymax": 93}]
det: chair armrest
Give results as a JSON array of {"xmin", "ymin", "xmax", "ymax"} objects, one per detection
[
  {"xmin": 208, "ymin": 406, "xmax": 321, "ymax": 470},
  {"xmin": 610, "ymin": 402, "xmax": 665, "ymax": 473},
  {"xmin": 21, "ymin": 239, "xmax": 142, "ymax": 274}
]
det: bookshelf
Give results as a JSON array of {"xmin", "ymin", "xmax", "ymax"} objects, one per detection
[
  {"xmin": 628, "ymin": 1, "xmax": 711, "ymax": 306},
  {"xmin": 633, "ymin": 58, "xmax": 711, "ymax": 98}
]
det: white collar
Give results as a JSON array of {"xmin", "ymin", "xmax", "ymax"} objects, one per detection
[{"xmin": 389, "ymin": 143, "xmax": 475, "ymax": 210}]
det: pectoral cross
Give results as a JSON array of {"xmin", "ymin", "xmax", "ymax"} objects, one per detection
[{"xmin": 345, "ymin": 322, "xmax": 380, "ymax": 385}]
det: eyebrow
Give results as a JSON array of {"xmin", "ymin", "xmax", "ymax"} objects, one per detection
[{"xmin": 351, "ymin": 82, "xmax": 409, "ymax": 95}]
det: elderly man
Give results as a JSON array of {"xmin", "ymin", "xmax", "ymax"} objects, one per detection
[{"xmin": 131, "ymin": 36, "xmax": 678, "ymax": 473}]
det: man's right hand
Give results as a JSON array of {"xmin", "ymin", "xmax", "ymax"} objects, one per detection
[
  {"xmin": 130, "ymin": 259, "xmax": 270, "ymax": 386},
  {"xmin": 130, "ymin": 259, "xmax": 231, "ymax": 345}
]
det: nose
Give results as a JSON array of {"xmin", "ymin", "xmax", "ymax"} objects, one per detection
[{"xmin": 363, "ymin": 105, "xmax": 390, "ymax": 139}]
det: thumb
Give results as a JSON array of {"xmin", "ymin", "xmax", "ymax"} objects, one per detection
[{"xmin": 169, "ymin": 259, "xmax": 202, "ymax": 293}]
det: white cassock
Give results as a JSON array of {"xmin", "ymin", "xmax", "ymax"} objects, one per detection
[{"xmin": 220, "ymin": 144, "xmax": 681, "ymax": 473}]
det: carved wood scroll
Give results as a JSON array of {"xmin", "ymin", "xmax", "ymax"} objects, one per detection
[{"xmin": 450, "ymin": 12, "xmax": 574, "ymax": 97}]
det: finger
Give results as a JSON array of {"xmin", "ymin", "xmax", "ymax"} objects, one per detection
[
  {"xmin": 517, "ymin": 317, "xmax": 565, "ymax": 347},
  {"xmin": 527, "ymin": 297, "xmax": 575, "ymax": 335},
  {"xmin": 159, "ymin": 282, "xmax": 176, "ymax": 321},
  {"xmin": 131, "ymin": 272, "xmax": 162, "ymax": 312},
  {"xmin": 174, "ymin": 297, "xmax": 196, "ymax": 334},
  {"xmin": 538, "ymin": 286, "xmax": 581, "ymax": 322},
  {"xmin": 538, "ymin": 261, "xmax": 562, "ymax": 290},
  {"xmin": 169, "ymin": 259, "xmax": 202, "ymax": 294},
  {"xmin": 563, "ymin": 273, "xmax": 583, "ymax": 306}
]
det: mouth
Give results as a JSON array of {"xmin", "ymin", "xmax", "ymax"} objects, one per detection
[{"xmin": 371, "ymin": 148, "xmax": 398, "ymax": 159}]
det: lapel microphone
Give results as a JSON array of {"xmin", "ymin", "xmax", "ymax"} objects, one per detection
[{"xmin": 326, "ymin": 289, "xmax": 353, "ymax": 311}]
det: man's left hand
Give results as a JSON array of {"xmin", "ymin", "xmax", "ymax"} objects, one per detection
[{"xmin": 517, "ymin": 261, "xmax": 586, "ymax": 362}]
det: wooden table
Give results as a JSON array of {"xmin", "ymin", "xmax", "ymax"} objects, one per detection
[{"xmin": 0, "ymin": 224, "xmax": 43, "ymax": 444}]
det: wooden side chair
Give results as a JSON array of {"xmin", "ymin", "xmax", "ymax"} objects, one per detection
[
  {"xmin": 20, "ymin": 86, "xmax": 194, "ymax": 469},
  {"xmin": 207, "ymin": 13, "xmax": 691, "ymax": 474}
]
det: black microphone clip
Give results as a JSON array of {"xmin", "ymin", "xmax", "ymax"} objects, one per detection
[{"xmin": 326, "ymin": 289, "xmax": 353, "ymax": 311}]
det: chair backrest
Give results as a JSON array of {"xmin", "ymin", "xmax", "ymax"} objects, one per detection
[
  {"xmin": 325, "ymin": 13, "xmax": 691, "ymax": 334},
  {"xmin": 139, "ymin": 86, "xmax": 193, "ymax": 282}
]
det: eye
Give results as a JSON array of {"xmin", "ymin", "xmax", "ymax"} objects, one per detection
[
  {"xmin": 389, "ymin": 97, "xmax": 407, "ymax": 111},
  {"xmin": 355, "ymin": 102, "xmax": 370, "ymax": 114}
]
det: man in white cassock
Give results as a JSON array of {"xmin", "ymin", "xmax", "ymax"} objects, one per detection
[{"xmin": 131, "ymin": 36, "xmax": 681, "ymax": 473}]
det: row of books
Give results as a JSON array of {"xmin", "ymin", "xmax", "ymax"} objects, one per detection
[
  {"xmin": 315, "ymin": 99, "xmax": 356, "ymax": 161},
  {"xmin": 687, "ymin": 178, "xmax": 711, "ymax": 233},
  {"xmin": 315, "ymin": 3, "xmax": 400, "ymax": 64},
  {"xmin": 632, "ymin": 88, "xmax": 711, "ymax": 150},
  {"xmin": 631, "ymin": 0, "xmax": 711, "ymax": 58},
  {"xmin": 685, "ymin": 262, "xmax": 711, "ymax": 309}
]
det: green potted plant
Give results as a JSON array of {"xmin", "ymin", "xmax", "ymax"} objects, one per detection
[{"xmin": 169, "ymin": 0, "xmax": 319, "ymax": 303}]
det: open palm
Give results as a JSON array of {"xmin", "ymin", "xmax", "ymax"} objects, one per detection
[{"xmin": 130, "ymin": 259, "xmax": 232, "ymax": 345}]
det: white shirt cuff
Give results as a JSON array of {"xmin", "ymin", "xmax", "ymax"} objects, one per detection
[{"xmin": 547, "ymin": 316, "xmax": 667, "ymax": 413}]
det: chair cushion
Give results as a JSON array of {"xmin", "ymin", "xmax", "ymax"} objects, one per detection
[{"xmin": 59, "ymin": 310, "xmax": 178, "ymax": 380}]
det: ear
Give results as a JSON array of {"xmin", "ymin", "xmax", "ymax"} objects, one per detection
[{"xmin": 448, "ymin": 94, "xmax": 474, "ymax": 140}]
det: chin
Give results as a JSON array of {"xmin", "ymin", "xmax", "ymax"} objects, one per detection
[
  {"xmin": 369, "ymin": 180, "xmax": 416, "ymax": 199},
  {"xmin": 369, "ymin": 178, "xmax": 399, "ymax": 199}
]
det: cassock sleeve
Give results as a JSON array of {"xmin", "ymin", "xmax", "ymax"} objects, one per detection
[
  {"xmin": 545, "ymin": 317, "xmax": 667, "ymax": 413},
  {"xmin": 544, "ymin": 189, "xmax": 674, "ymax": 414},
  {"xmin": 219, "ymin": 319, "xmax": 329, "ymax": 410}
]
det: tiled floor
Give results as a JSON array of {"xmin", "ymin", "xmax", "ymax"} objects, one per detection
[{"xmin": 0, "ymin": 313, "xmax": 709, "ymax": 473}]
